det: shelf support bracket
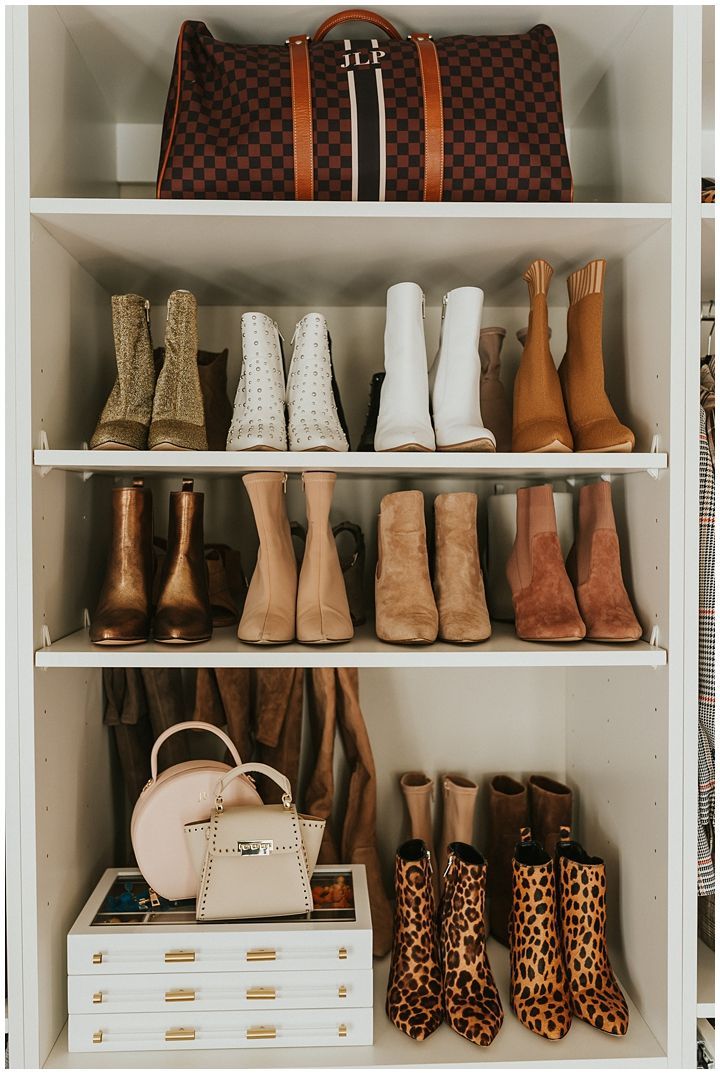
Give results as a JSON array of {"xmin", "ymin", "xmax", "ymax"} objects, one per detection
[
  {"xmin": 40, "ymin": 624, "xmax": 52, "ymax": 648},
  {"xmin": 37, "ymin": 430, "xmax": 53, "ymax": 477},
  {"xmin": 646, "ymin": 434, "xmax": 661, "ymax": 479},
  {"xmin": 82, "ymin": 608, "xmax": 91, "ymax": 630}
]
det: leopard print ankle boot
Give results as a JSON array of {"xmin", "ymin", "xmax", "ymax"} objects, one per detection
[
  {"xmin": 509, "ymin": 827, "xmax": 572, "ymax": 1039},
  {"xmin": 557, "ymin": 826, "xmax": 629, "ymax": 1035},
  {"xmin": 386, "ymin": 839, "xmax": 443, "ymax": 1040},
  {"xmin": 439, "ymin": 842, "xmax": 503, "ymax": 1046}
]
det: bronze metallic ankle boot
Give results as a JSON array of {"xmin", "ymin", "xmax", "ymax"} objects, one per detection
[
  {"xmin": 149, "ymin": 291, "xmax": 208, "ymax": 451},
  {"xmin": 375, "ymin": 491, "xmax": 438, "ymax": 644},
  {"xmin": 90, "ymin": 479, "xmax": 153, "ymax": 645},
  {"xmin": 238, "ymin": 473, "xmax": 297, "ymax": 644},
  {"xmin": 479, "ymin": 327, "xmax": 512, "ymax": 452},
  {"xmin": 153, "ymin": 479, "xmax": 212, "ymax": 644},
  {"xmin": 487, "ymin": 775, "xmax": 528, "ymax": 946},
  {"xmin": 296, "ymin": 472, "xmax": 353, "ymax": 644},
  {"xmin": 90, "ymin": 295, "xmax": 155, "ymax": 450},
  {"xmin": 433, "ymin": 492, "xmax": 491, "ymax": 643}
]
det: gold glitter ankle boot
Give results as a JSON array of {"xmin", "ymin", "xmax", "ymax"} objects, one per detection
[
  {"xmin": 90, "ymin": 294, "xmax": 155, "ymax": 450},
  {"xmin": 149, "ymin": 290, "xmax": 208, "ymax": 451}
]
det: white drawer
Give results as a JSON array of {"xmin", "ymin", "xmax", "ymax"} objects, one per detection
[
  {"xmin": 69, "ymin": 969, "xmax": 373, "ymax": 1013},
  {"xmin": 68, "ymin": 1008, "xmax": 373, "ymax": 1051}
]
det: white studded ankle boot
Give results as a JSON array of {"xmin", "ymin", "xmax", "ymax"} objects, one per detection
[
  {"xmin": 227, "ymin": 313, "xmax": 287, "ymax": 451},
  {"xmin": 286, "ymin": 313, "xmax": 349, "ymax": 452},
  {"xmin": 429, "ymin": 287, "xmax": 496, "ymax": 452},
  {"xmin": 374, "ymin": 282, "xmax": 435, "ymax": 452}
]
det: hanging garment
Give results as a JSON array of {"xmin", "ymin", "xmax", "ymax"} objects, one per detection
[{"xmin": 699, "ymin": 394, "xmax": 715, "ymax": 896}]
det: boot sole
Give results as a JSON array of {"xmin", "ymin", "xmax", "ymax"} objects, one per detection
[
  {"xmin": 529, "ymin": 440, "xmax": 573, "ymax": 453},
  {"xmin": 91, "ymin": 637, "xmax": 148, "ymax": 646},
  {"xmin": 91, "ymin": 442, "xmax": 140, "ymax": 452},
  {"xmin": 227, "ymin": 444, "xmax": 283, "ymax": 452},
  {"xmin": 237, "ymin": 637, "xmax": 294, "ymax": 646},
  {"xmin": 297, "ymin": 636, "xmax": 354, "ymax": 645},
  {"xmin": 379, "ymin": 444, "xmax": 433, "ymax": 453},
  {"xmin": 578, "ymin": 442, "xmax": 633, "ymax": 453},
  {"xmin": 437, "ymin": 438, "xmax": 496, "ymax": 452},
  {"xmin": 154, "ymin": 636, "xmax": 212, "ymax": 645}
]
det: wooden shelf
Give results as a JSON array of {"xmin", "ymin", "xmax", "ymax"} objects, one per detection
[{"xmin": 697, "ymin": 939, "xmax": 715, "ymax": 1018}]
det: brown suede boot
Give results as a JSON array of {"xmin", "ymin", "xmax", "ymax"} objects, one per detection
[
  {"xmin": 487, "ymin": 775, "xmax": 528, "ymax": 946},
  {"xmin": 507, "ymin": 484, "xmax": 585, "ymax": 642},
  {"xmin": 479, "ymin": 327, "xmax": 512, "ymax": 452},
  {"xmin": 439, "ymin": 774, "xmax": 478, "ymax": 879},
  {"xmin": 512, "ymin": 261, "xmax": 573, "ymax": 453},
  {"xmin": 528, "ymin": 775, "xmax": 572, "ymax": 855},
  {"xmin": 400, "ymin": 772, "xmax": 438, "ymax": 903},
  {"xmin": 375, "ymin": 491, "xmax": 438, "ymax": 644},
  {"xmin": 567, "ymin": 481, "xmax": 642, "ymax": 641},
  {"xmin": 433, "ymin": 493, "xmax": 491, "ymax": 643},
  {"xmin": 559, "ymin": 260, "xmax": 635, "ymax": 452}
]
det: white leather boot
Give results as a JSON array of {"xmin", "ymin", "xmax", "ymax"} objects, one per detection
[
  {"xmin": 374, "ymin": 282, "xmax": 435, "ymax": 452},
  {"xmin": 286, "ymin": 313, "xmax": 349, "ymax": 452},
  {"xmin": 227, "ymin": 312, "xmax": 287, "ymax": 451},
  {"xmin": 429, "ymin": 287, "xmax": 496, "ymax": 452}
]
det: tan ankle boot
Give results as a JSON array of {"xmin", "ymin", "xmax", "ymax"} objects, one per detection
[
  {"xmin": 512, "ymin": 261, "xmax": 573, "ymax": 453},
  {"xmin": 296, "ymin": 472, "xmax": 354, "ymax": 644},
  {"xmin": 433, "ymin": 493, "xmax": 491, "ymax": 643},
  {"xmin": 375, "ymin": 491, "xmax": 438, "ymax": 644},
  {"xmin": 439, "ymin": 774, "xmax": 478, "ymax": 878},
  {"xmin": 479, "ymin": 327, "xmax": 512, "ymax": 452},
  {"xmin": 149, "ymin": 290, "xmax": 208, "ymax": 450},
  {"xmin": 559, "ymin": 260, "xmax": 635, "ymax": 453},
  {"xmin": 238, "ymin": 473, "xmax": 297, "ymax": 644},
  {"xmin": 400, "ymin": 773, "xmax": 438, "ymax": 901},
  {"xmin": 567, "ymin": 481, "xmax": 642, "ymax": 641},
  {"xmin": 90, "ymin": 295, "xmax": 155, "ymax": 450},
  {"xmin": 506, "ymin": 484, "xmax": 585, "ymax": 641}
]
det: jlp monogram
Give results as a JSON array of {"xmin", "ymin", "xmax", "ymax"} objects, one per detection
[{"xmin": 339, "ymin": 48, "xmax": 385, "ymax": 69}]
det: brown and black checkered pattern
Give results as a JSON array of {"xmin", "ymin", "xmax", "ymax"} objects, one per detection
[{"xmin": 157, "ymin": 20, "xmax": 572, "ymax": 201}]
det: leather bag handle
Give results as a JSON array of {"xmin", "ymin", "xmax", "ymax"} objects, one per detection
[
  {"xmin": 313, "ymin": 8, "xmax": 403, "ymax": 41},
  {"xmin": 215, "ymin": 762, "xmax": 292, "ymax": 807},
  {"xmin": 150, "ymin": 720, "xmax": 242, "ymax": 782}
]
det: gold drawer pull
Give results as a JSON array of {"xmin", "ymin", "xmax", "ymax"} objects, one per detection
[
  {"xmin": 92, "ymin": 952, "xmax": 103, "ymax": 965},
  {"xmin": 92, "ymin": 992, "xmax": 103, "ymax": 1005},
  {"xmin": 92, "ymin": 1031, "xmax": 103, "ymax": 1045},
  {"xmin": 339, "ymin": 1023, "xmax": 348, "ymax": 1038},
  {"xmin": 246, "ymin": 948, "xmax": 276, "ymax": 962},
  {"xmin": 338, "ymin": 985, "xmax": 347, "ymax": 999},
  {"xmin": 165, "ymin": 950, "xmax": 195, "ymax": 963},
  {"xmin": 165, "ymin": 989, "xmax": 196, "ymax": 1003},
  {"xmin": 338, "ymin": 946, "xmax": 348, "ymax": 960},
  {"xmin": 165, "ymin": 1027, "xmax": 195, "ymax": 1042},
  {"xmin": 247, "ymin": 987, "xmax": 276, "ymax": 1001},
  {"xmin": 247, "ymin": 1026, "xmax": 276, "ymax": 1040}
]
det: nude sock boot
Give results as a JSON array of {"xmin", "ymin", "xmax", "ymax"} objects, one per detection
[
  {"xmin": 506, "ymin": 484, "xmax": 585, "ymax": 641},
  {"xmin": 479, "ymin": 327, "xmax": 512, "ymax": 452},
  {"xmin": 567, "ymin": 481, "xmax": 642, "ymax": 641},
  {"xmin": 512, "ymin": 261, "xmax": 573, "ymax": 453},
  {"xmin": 433, "ymin": 493, "xmax": 491, "ymax": 643},
  {"xmin": 400, "ymin": 773, "xmax": 438, "ymax": 901},
  {"xmin": 149, "ymin": 290, "xmax": 208, "ymax": 450},
  {"xmin": 375, "ymin": 491, "xmax": 438, "ymax": 644},
  {"xmin": 439, "ymin": 774, "xmax": 478, "ymax": 878},
  {"xmin": 238, "ymin": 473, "xmax": 297, "ymax": 644},
  {"xmin": 90, "ymin": 295, "xmax": 155, "ymax": 450},
  {"xmin": 375, "ymin": 283, "xmax": 435, "ymax": 452},
  {"xmin": 296, "ymin": 472, "xmax": 354, "ymax": 644},
  {"xmin": 559, "ymin": 260, "xmax": 635, "ymax": 453}
]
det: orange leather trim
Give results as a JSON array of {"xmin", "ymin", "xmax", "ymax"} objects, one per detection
[
  {"xmin": 288, "ymin": 35, "xmax": 314, "ymax": 201},
  {"xmin": 313, "ymin": 8, "xmax": 402, "ymax": 41},
  {"xmin": 156, "ymin": 21, "xmax": 189, "ymax": 199},
  {"xmin": 410, "ymin": 34, "xmax": 444, "ymax": 202}
]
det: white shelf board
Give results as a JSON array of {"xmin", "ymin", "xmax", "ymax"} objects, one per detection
[
  {"xmin": 44, "ymin": 947, "xmax": 664, "ymax": 1068},
  {"xmin": 701, "ymin": 204, "xmax": 715, "ymax": 220},
  {"xmin": 35, "ymin": 623, "xmax": 666, "ymax": 670},
  {"xmin": 30, "ymin": 201, "xmax": 670, "ymax": 306},
  {"xmin": 34, "ymin": 450, "xmax": 668, "ymax": 479},
  {"xmin": 697, "ymin": 939, "xmax": 715, "ymax": 1018}
]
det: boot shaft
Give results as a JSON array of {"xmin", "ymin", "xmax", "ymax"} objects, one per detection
[
  {"xmin": 479, "ymin": 327, "xmax": 506, "ymax": 380},
  {"xmin": 238, "ymin": 472, "xmax": 298, "ymax": 644},
  {"xmin": 164, "ymin": 479, "xmax": 206, "ymax": 566},
  {"xmin": 440, "ymin": 775, "xmax": 479, "ymax": 856},
  {"xmin": 384, "ymin": 281, "xmax": 426, "ymax": 365},
  {"xmin": 111, "ymin": 293, "xmax": 153, "ymax": 371},
  {"xmin": 574, "ymin": 480, "xmax": 616, "ymax": 585},
  {"xmin": 243, "ymin": 471, "xmax": 294, "ymax": 543},
  {"xmin": 296, "ymin": 472, "xmax": 353, "ymax": 643},
  {"xmin": 511, "ymin": 484, "xmax": 559, "ymax": 591},
  {"xmin": 378, "ymin": 490, "xmax": 430, "ymax": 573},
  {"xmin": 527, "ymin": 775, "xmax": 573, "ymax": 856},
  {"xmin": 393, "ymin": 839, "xmax": 435, "ymax": 919},
  {"xmin": 164, "ymin": 290, "xmax": 199, "ymax": 374},
  {"xmin": 154, "ymin": 479, "xmax": 212, "ymax": 642},
  {"xmin": 399, "ymin": 772, "xmax": 435, "ymax": 850},
  {"xmin": 107, "ymin": 481, "xmax": 153, "ymax": 568},
  {"xmin": 434, "ymin": 286, "xmax": 484, "ymax": 371}
]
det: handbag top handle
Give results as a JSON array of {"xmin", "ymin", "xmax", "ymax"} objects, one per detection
[
  {"xmin": 312, "ymin": 9, "xmax": 403, "ymax": 41},
  {"xmin": 215, "ymin": 762, "xmax": 293, "ymax": 811},
  {"xmin": 150, "ymin": 720, "xmax": 242, "ymax": 782}
]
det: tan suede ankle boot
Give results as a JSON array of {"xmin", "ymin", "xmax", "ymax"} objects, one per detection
[
  {"xmin": 296, "ymin": 472, "xmax": 354, "ymax": 644},
  {"xmin": 512, "ymin": 261, "xmax": 573, "ymax": 453},
  {"xmin": 479, "ymin": 327, "xmax": 512, "ymax": 452},
  {"xmin": 149, "ymin": 290, "xmax": 208, "ymax": 450},
  {"xmin": 567, "ymin": 481, "xmax": 642, "ymax": 641},
  {"xmin": 433, "ymin": 492, "xmax": 491, "ymax": 643},
  {"xmin": 375, "ymin": 491, "xmax": 438, "ymax": 644},
  {"xmin": 507, "ymin": 484, "xmax": 585, "ymax": 641},
  {"xmin": 439, "ymin": 774, "xmax": 478, "ymax": 878},
  {"xmin": 238, "ymin": 473, "xmax": 297, "ymax": 644},
  {"xmin": 400, "ymin": 773, "xmax": 438, "ymax": 902},
  {"xmin": 90, "ymin": 295, "xmax": 155, "ymax": 450},
  {"xmin": 559, "ymin": 260, "xmax": 635, "ymax": 453}
]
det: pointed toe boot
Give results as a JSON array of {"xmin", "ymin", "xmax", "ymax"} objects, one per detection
[
  {"xmin": 440, "ymin": 843, "xmax": 504, "ymax": 1046},
  {"xmin": 433, "ymin": 492, "xmax": 491, "ymax": 643},
  {"xmin": 557, "ymin": 827, "xmax": 629, "ymax": 1035},
  {"xmin": 439, "ymin": 775, "xmax": 478, "ymax": 878},
  {"xmin": 487, "ymin": 775, "xmax": 528, "ymax": 946},
  {"xmin": 509, "ymin": 828, "xmax": 572, "ymax": 1040},
  {"xmin": 296, "ymin": 472, "xmax": 353, "ymax": 644},
  {"xmin": 400, "ymin": 773, "xmax": 438, "ymax": 903},
  {"xmin": 386, "ymin": 839, "xmax": 443, "ymax": 1040},
  {"xmin": 238, "ymin": 473, "xmax": 297, "ymax": 644},
  {"xmin": 567, "ymin": 481, "xmax": 642, "ymax": 641},
  {"xmin": 357, "ymin": 372, "xmax": 385, "ymax": 451},
  {"xmin": 90, "ymin": 295, "xmax": 155, "ymax": 450},
  {"xmin": 375, "ymin": 283, "xmax": 435, "ymax": 452},
  {"xmin": 479, "ymin": 327, "xmax": 512, "ymax": 452},
  {"xmin": 90, "ymin": 479, "xmax": 153, "ymax": 645},
  {"xmin": 559, "ymin": 260, "xmax": 635, "ymax": 453},
  {"xmin": 512, "ymin": 261, "xmax": 573, "ymax": 453},
  {"xmin": 153, "ymin": 479, "xmax": 212, "ymax": 644},
  {"xmin": 286, "ymin": 314, "xmax": 349, "ymax": 452},
  {"xmin": 528, "ymin": 775, "xmax": 572, "ymax": 855},
  {"xmin": 149, "ymin": 291, "xmax": 208, "ymax": 451},
  {"xmin": 375, "ymin": 491, "xmax": 438, "ymax": 644},
  {"xmin": 227, "ymin": 313, "xmax": 287, "ymax": 451},
  {"xmin": 506, "ymin": 484, "xmax": 585, "ymax": 642}
]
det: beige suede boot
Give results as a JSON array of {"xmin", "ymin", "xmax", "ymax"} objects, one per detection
[
  {"xmin": 238, "ymin": 473, "xmax": 297, "ymax": 644},
  {"xmin": 375, "ymin": 491, "xmax": 438, "ymax": 644},
  {"xmin": 433, "ymin": 492, "xmax": 491, "ymax": 643},
  {"xmin": 479, "ymin": 327, "xmax": 512, "ymax": 452},
  {"xmin": 149, "ymin": 290, "xmax": 208, "ymax": 450},
  {"xmin": 296, "ymin": 472, "xmax": 354, "ymax": 644},
  {"xmin": 439, "ymin": 774, "xmax": 478, "ymax": 878},
  {"xmin": 90, "ymin": 294, "xmax": 155, "ymax": 450},
  {"xmin": 400, "ymin": 773, "xmax": 438, "ymax": 902}
]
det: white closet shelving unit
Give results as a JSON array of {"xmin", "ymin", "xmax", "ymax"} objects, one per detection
[{"xmin": 5, "ymin": 4, "xmax": 708, "ymax": 1069}]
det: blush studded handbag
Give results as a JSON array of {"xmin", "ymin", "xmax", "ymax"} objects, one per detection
[{"xmin": 157, "ymin": 9, "xmax": 572, "ymax": 202}]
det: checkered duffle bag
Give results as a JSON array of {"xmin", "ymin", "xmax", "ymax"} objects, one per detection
[{"xmin": 156, "ymin": 9, "xmax": 573, "ymax": 202}]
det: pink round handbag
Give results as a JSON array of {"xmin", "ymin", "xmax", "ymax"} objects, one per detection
[{"xmin": 130, "ymin": 721, "xmax": 262, "ymax": 901}]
